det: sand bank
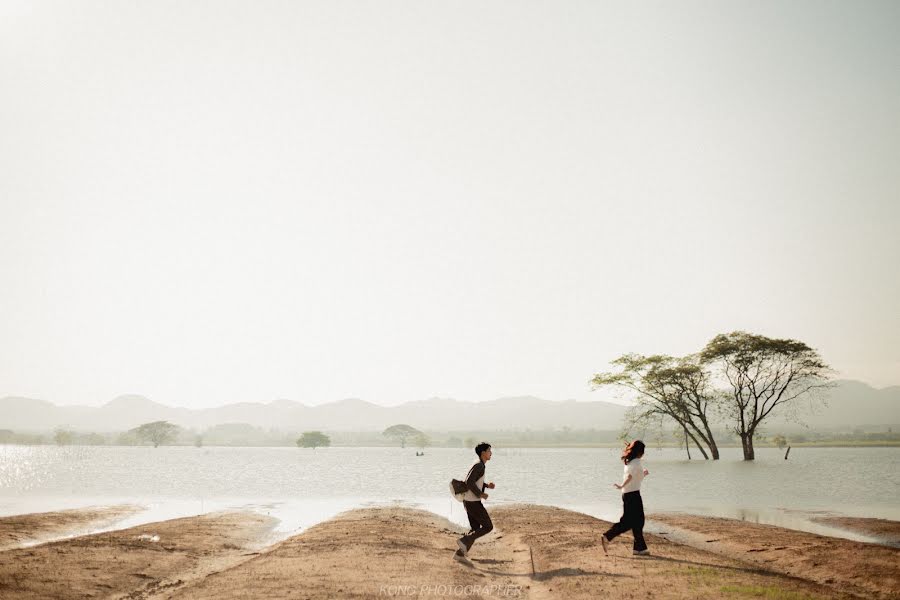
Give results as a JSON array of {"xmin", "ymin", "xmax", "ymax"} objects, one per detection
[
  {"xmin": 0, "ymin": 505, "xmax": 141, "ymax": 551},
  {"xmin": 810, "ymin": 516, "xmax": 900, "ymax": 547},
  {"xmin": 0, "ymin": 510, "xmax": 276, "ymax": 599},
  {"xmin": 652, "ymin": 513, "xmax": 899, "ymax": 599},
  {"xmin": 1, "ymin": 505, "xmax": 897, "ymax": 599}
]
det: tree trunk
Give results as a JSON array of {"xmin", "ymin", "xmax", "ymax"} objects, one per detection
[
  {"xmin": 707, "ymin": 438, "xmax": 720, "ymax": 460},
  {"xmin": 685, "ymin": 420, "xmax": 713, "ymax": 460},
  {"xmin": 700, "ymin": 419, "xmax": 720, "ymax": 460},
  {"xmin": 685, "ymin": 428, "xmax": 709, "ymax": 459},
  {"xmin": 684, "ymin": 426, "xmax": 691, "ymax": 460},
  {"xmin": 693, "ymin": 437, "xmax": 708, "ymax": 459},
  {"xmin": 740, "ymin": 433, "xmax": 755, "ymax": 461}
]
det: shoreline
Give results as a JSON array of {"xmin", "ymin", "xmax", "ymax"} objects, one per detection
[
  {"xmin": 3, "ymin": 498, "xmax": 897, "ymax": 551},
  {"xmin": 3, "ymin": 441, "xmax": 900, "ymax": 448},
  {"xmin": 0, "ymin": 505, "xmax": 897, "ymax": 599},
  {"xmin": 0, "ymin": 504, "xmax": 142, "ymax": 551}
]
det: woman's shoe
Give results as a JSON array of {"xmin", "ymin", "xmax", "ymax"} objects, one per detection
[
  {"xmin": 600, "ymin": 535, "xmax": 609, "ymax": 555},
  {"xmin": 633, "ymin": 549, "xmax": 650, "ymax": 556}
]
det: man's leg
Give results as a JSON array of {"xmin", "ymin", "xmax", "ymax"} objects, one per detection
[
  {"xmin": 455, "ymin": 501, "xmax": 480, "ymax": 557},
  {"xmin": 460, "ymin": 501, "xmax": 493, "ymax": 550},
  {"xmin": 465, "ymin": 502, "xmax": 479, "ymax": 535}
]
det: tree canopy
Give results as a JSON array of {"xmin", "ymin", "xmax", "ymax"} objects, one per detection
[
  {"xmin": 592, "ymin": 330, "xmax": 832, "ymax": 461},
  {"xmin": 131, "ymin": 421, "xmax": 180, "ymax": 448},
  {"xmin": 413, "ymin": 433, "xmax": 431, "ymax": 450},
  {"xmin": 382, "ymin": 424, "xmax": 422, "ymax": 448},
  {"xmin": 592, "ymin": 353, "xmax": 721, "ymax": 459},
  {"xmin": 700, "ymin": 331, "xmax": 832, "ymax": 460},
  {"xmin": 296, "ymin": 431, "xmax": 331, "ymax": 449}
]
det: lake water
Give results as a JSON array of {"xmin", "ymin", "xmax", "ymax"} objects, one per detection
[{"xmin": 1, "ymin": 445, "xmax": 898, "ymax": 544}]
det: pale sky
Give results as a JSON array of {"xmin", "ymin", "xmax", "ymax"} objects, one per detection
[{"xmin": 1, "ymin": 1, "xmax": 898, "ymax": 409}]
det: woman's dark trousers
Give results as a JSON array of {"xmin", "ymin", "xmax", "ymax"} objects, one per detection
[
  {"xmin": 461, "ymin": 500, "xmax": 493, "ymax": 550},
  {"xmin": 603, "ymin": 490, "xmax": 647, "ymax": 551}
]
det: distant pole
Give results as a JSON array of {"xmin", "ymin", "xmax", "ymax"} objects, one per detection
[{"xmin": 784, "ymin": 446, "xmax": 791, "ymax": 460}]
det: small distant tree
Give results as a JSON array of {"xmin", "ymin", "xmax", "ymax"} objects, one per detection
[
  {"xmin": 413, "ymin": 433, "xmax": 431, "ymax": 450},
  {"xmin": 297, "ymin": 431, "xmax": 331, "ymax": 449},
  {"xmin": 464, "ymin": 436, "xmax": 476, "ymax": 449},
  {"xmin": 772, "ymin": 434, "xmax": 787, "ymax": 449},
  {"xmin": 132, "ymin": 421, "xmax": 180, "ymax": 448},
  {"xmin": 701, "ymin": 331, "xmax": 833, "ymax": 461},
  {"xmin": 82, "ymin": 432, "xmax": 106, "ymax": 445},
  {"xmin": 53, "ymin": 428, "xmax": 75, "ymax": 446},
  {"xmin": 383, "ymin": 424, "xmax": 422, "ymax": 448}
]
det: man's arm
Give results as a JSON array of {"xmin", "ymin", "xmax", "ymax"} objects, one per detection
[{"xmin": 466, "ymin": 462, "xmax": 485, "ymax": 497}]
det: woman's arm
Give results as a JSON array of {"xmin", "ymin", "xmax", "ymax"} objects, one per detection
[{"xmin": 614, "ymin": 474, "xmax": 632, "ymax": 490}]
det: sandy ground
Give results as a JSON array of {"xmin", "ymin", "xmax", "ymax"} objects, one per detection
[
  {"xmin": 652, "ymin": 513, "xmax": 900, "ymax": 600},
  {"xmin": 0, "ymin": 505, "xmax": 897, "ymax": 599},
  {"xmin": 0, "ymin": 505, "xmax": 141, "ymax": 551},
  {"xmin": 810, "ymin": 516, "xmax": 900, "ymax": 547},
  {"xmin": 0, "ymin": 510, "xmax": 277, "ymax": 599}
]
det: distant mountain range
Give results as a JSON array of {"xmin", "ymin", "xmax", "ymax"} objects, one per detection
[
  {"xmin": 0, "ymin": 394, "xmax": 628, "ymax": 433},
  {"xmin": 767, "ymin": 380, "xmax": 900, "ymax": 430},
  {"xmin": 0, "ymin": 380, "xmax": 897, "ymax": 434}
]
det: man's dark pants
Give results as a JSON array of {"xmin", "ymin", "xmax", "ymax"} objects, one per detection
[
  {"xmin": 602, "ymin": 490, "xmax": 647, "ymax": 551},
  {"xmin": 461, "ymin": 500, "xmax": 493, "ymax": 550}
]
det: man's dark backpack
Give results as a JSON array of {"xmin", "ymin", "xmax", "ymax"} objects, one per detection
[{"xmin": 449, "ymin": 463, "xmax": 478, "ymax": 502}]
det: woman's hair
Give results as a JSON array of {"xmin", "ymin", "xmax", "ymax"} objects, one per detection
[{"xmin": 621, "ymin": 440, "xmax": 646, "ymax": 464}]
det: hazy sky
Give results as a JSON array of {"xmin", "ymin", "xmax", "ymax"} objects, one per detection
[{"xmin": 1, "ymin": 1, "xmax": 898, "ymax": 409}]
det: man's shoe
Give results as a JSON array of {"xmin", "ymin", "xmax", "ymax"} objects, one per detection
[
  {"xmin": 600, "ymin": 535, "xmax": 609, "ymax": 555},
  {"xmin": 633, "ymin": 549, "xmax": 650, "ymax": 556},
  {"xmin": 457, "ymin": 538, "xmax": 468, "ymax": 556},
  {"xmin": 453, "ymin": 551, "xmax": 472, "ymax": 564}
]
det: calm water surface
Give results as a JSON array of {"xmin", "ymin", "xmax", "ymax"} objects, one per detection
[{"xmin": 1, "ymin": 445, "xmax": 897, "ymax": 543}]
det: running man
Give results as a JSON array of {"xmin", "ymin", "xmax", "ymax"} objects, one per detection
[{"xmin": 455, "ymin": 442, "xmax": 495, "ymax": 562}]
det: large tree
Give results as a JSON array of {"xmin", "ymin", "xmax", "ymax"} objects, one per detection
[
  {"xmin": 132, "ymin": 421, "xmax": 180, "ymax": 448},
  {"xmin": 382, "ymin": 424, "xmax": 422, "ymax": 448},
  {"xmin": 592, "ymin": 353, "xmax": 721, "ymax": 459},
  {"xmin": 296, "ymin": 431, "xmax": 331, "ymax": 449},
  {"xmin": 700, "ymin": 331, "xmax": 832, "ymax": 460}
]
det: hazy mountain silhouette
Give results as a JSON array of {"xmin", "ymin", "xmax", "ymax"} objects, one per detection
[
  {"xmin": 767, "ymin": 380, "xmax": 900, "ymax": 430},
  {"xmin": 0, "ymin": 380, "xmax": 896, "ymax": 433},
  {"xmin": 0, "ymin": 393, "xmax": 626, "ymax": 432}
]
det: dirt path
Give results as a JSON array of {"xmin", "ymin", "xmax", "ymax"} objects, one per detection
[
  {"xmin": 164, "ymin": 506, "xmax": 530, "ymax": 600},
  {"xmin": 493, "ymin": 505, "xmax": 860, "ymax": 600},
  {"xmin": 166, "ymin": 505, "xmax": 864, "ymax": 599},
  {"xmin": 0, "ymin": 505, "xmax": 142, "ymax": 551}
]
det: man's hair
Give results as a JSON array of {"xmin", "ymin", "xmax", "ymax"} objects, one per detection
[{"xmin": 475, "ymin": 442, "xmax": 491, "ymax": 456}]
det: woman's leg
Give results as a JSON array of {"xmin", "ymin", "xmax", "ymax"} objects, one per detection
[
  {"xmin": 602, "ymin": 496, "xmax": 631, "ymax": 541},
  {"xmin": 630, "ymin": 492, "xmax": 647, "ymax": 551}
]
